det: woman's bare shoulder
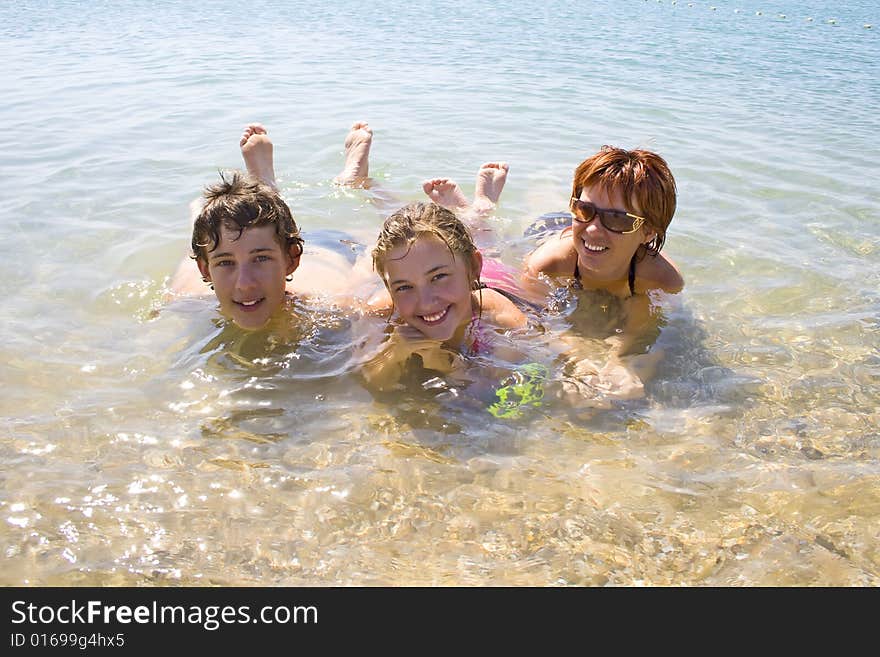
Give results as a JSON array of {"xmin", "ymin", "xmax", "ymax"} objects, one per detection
[
  {"xmin": 636, "ymin": 252, "xmax": 684, "ymax": 294},
  {"xmin": 524, "ymin": 228, "xmax": 577, "ymax": 278}
]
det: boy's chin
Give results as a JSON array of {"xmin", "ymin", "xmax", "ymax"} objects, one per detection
[{"xmin": 230, "ymin": 312, "xmax": 273, "ymax": 332}]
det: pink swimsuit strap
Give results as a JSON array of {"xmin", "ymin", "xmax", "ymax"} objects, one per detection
[{"xmin": 465, "ymin": 315, "xmax": 492, "ymax": 357}]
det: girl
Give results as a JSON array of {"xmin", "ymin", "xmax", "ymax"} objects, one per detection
[{"xmin": 359, "ymin": 201, "xmax": 529, "ymax": 391}]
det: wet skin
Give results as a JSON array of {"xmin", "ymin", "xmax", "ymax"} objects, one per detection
[
  {"xmin": 383, "ymin": 234, "xmax": 481, "ymax": 345},
  {"xmin": 571, "ymin": 185, "xmax": 656, "ymax": 285},
  {"xmin": 197, "ymin": 224, "xmax": 300, "ymax": 330}
]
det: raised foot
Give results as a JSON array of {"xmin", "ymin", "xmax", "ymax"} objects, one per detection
[
  {"xmin": 422, "ymin": 178, "xmax": 470, "ymax": 211},
  {"xmin": 334, "ymin": 121, "xmax": 373, "ymax": 187},
  {"xmin": 240, "ymin": 123, "xmax": 277, "ymax": 189},
  {"xmin": 473, "ymin": 161, "xmax": 509, "ymax": 213}
]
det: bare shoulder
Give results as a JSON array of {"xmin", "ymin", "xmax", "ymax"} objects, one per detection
[
  {"xmin": 636, "ymin": 252, "xmax": 684, "ymax": 294},
  {"xmin": 524, "ymin": 228, "xmax": 577, "ymax": 278},
  {"xmin": 479, "ymin": 289, "xmax": 527, "ymax": 329}
]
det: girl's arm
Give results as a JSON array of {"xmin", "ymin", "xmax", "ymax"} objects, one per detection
[{"xmin": 354, "ymin": 321, "xmax": 463, "ymax": 392}]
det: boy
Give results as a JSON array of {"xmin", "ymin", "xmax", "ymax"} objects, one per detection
[
  {"xmin": 169, "ymin": 126, "xmax": 373, "ymax": 330},
  {"xmin": 169, "ymin": 171, "xmax": 304, "ymax": 331}
]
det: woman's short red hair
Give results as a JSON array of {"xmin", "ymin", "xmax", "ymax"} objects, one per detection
[{"xmin": 571, "ymin": 146, "xmax": 677, "ymax": 254}]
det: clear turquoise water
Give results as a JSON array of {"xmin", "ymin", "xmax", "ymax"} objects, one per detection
[{"xmin": 1, "ymin": 1, "xmax": 878, "ymax": 585}]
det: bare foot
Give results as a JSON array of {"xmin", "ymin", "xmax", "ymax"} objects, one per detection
[
  {"xmin": 473, "ymin": 161, "xmax": 509, "ymax": 213},
  {"xmin": 240, "ymin": 123, "xmax": 277, "ymax": 189},
  {"xmin": 422, "ymin": 178, "xmax": 470, "ymax": 212},
  {"xmin": 334, "ymin": 121, "xmax": 372, "ymax": 187}
]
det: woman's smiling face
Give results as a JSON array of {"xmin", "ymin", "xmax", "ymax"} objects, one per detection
[
  {"xmin": 383, "ymin": 234, "xmax": 479, "ymax": 342},
  {"xmin": 571, "ymin": 184, "xmax": 655, "ymax": 284}
]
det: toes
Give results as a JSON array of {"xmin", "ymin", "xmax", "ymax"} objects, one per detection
[
  {"xmin": 243, "ymin": 123, "xmax": 266, "ymax": 135},
  {"xmin": 350, "ymin": 121, "xmax": 372, "ymax": 135},
  {"xmin": 422, "ymin": 179, "xmax": 451, "ymax": 195},
  {"xmin": 240, "ymin": 123, "xmax": 267, "ymax": 146},
  {"xmin": 344, "ymin": 121, "xmax": 373, "ymax": 149}
]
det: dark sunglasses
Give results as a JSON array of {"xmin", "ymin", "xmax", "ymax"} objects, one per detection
[{"xmin": 570, "ymin": 198, "xmax": 646, "ymax": 234}]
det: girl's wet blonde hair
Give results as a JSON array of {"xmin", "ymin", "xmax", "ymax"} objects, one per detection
[{"xmin": 372, "ymin": 202, "xmax": 480, "ymax": 286}]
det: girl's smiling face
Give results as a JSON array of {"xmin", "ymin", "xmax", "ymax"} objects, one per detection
[{"xmin": 383, "ymin": 234, "xmax": 481, "ymax": 342}]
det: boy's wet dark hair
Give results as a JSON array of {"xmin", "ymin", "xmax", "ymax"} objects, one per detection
[{"xmin": 191, "ymin": 171, "xmax": 304, "ymax": 263}]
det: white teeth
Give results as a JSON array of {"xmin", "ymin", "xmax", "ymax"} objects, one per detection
[
  {"xmin": 584, "ymin": 242, "xmax": 608, "ymax": 252},
  {"xmin": 240, "ymin": 300, "xmax": 260, "ymax": 306},
  {"xmin": 420, "ymin": 308, "xmax": 448, "ymax": 322}
]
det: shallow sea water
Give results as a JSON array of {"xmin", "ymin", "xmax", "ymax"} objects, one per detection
[{"xmin": 1, "ymin": 0, "xmax": 878, "ymax": 585}]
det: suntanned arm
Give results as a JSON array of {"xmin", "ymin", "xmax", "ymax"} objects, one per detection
[
  {"xmin": 353, "ymin": 318, "xmax": 463, "ymax": 392},
  {"xmin": 561, "ymin": 287, "xmax": 675, "ymax": 401},
  {"xmin": 611, "ymin": 293, "xmax": 661, "ymax": 357},
  {"xmin": 556, "ymin": 278, "xmax": 672, "ymax": 402},
  {"xmin": 360, "ymin": 337, "xmax": 465, "ymax": 392},
  {"xmin": 352, "ymin": 321, "xmax": 413, "ymax": 392},
  {"xmin": 523, "ymin": 229, "xmax": 577, "ymax": 278},
  {"xmin": 520, "ymin": 230, "xmax": 577, "ymax": 303},
  {"xmin": 359, "ymin": 351, "xmax": 407, "ymax": 392}
]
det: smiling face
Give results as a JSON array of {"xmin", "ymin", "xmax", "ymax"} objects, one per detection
[
  {"xmin": 197, "ymin": 224, "xmax": 299, "ymax": 330},
  {"xmin": 383, "ymin": 234, "xmax": 480, "ymax": 342},
  {"xmin": 571, "ymin": 185, "xmax": 656, "ymax": 284}
]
